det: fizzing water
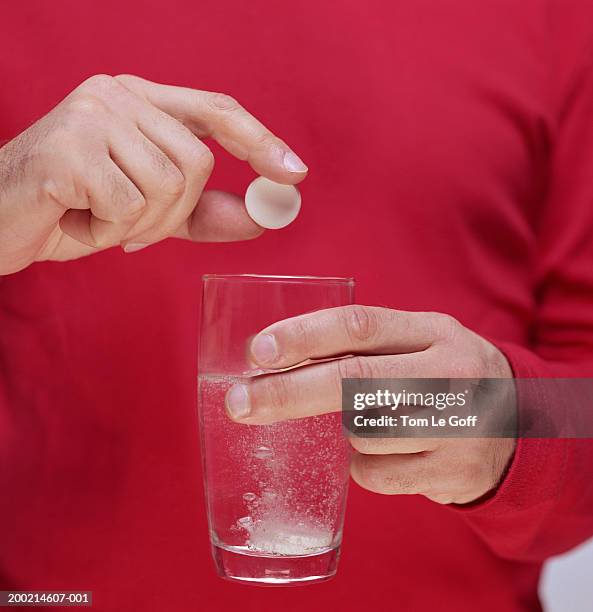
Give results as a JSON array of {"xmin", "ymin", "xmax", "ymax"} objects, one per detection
[{"xmin": 198, "ymin": 374, "xmax": 351, "ymax": 583}]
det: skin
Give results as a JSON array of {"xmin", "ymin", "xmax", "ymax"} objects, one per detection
[
  {"xmin": 226, "ymin": 305, "xmax": 516, "ymax": 505},
  {"xmin": 0, "ymin": 74, "xmax": 308, "ymax": 275}
]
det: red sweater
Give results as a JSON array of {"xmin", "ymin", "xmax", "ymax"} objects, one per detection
[{"xmin": 1, "ymin": 2, "xmax": 593, "ymax": 610}]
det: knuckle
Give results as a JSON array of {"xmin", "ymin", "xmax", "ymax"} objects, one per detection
[
  {"xmin": 40, "ymin": 178, "xmax": 66, "ymax": 206},
  {"xmin": 80, "ymin": 73, "xmax": 118, "ymax": 94},
  {"xmin": 106, "ymin": 173, "xmax": 146, "ymax": 218},
  {"xmin": 337, "ymin": 356, "xmax": 377, "ymax": 381},
  {"xmin": 66, "ymin": 95, "xmax": 108, "ymax": 119},
  {"xmin": 253, "ymin": 130, "xmax": 280, "ymax": 148},
  {"xmin": 342, "ymin": 305, "xmax": 379, "ymax": 344},
  {"xmin": 433, "ymin": 312, "xmax": 461, "ymax": 343},
  {"xmin": 358, "ymin": 460, "xmax": 413, "ymax": 494},
  {"xmin": 114, "ymin": 73, "xmax": 137, "ymax": 85},
  {"xmin": 150, "ymin": 151, "xmax": 185, "ymax": 198},
  {"xmin": 161, "ymin": 171, "xmax": 186, "ymax": 199},
  {"xmin": 289, "ymin": 316, "xmax": 315, "ymax": 355},
  {"xmin": 260, "ymin": 375, "xmax": 295, "ymax": 416},
  {"xmin": 119, "ymin": 194, "xmax": 146, "ymax": 219},
  {"xmin": 163, "ymin": 126, "xmax": 214, "ymax": 177},
  {"xmin": 194, "ymin": 144, "xmax": 215, "ymax": 172},
  {"xmin": 203, "ymin": 146, "xmax": 216, "ymax": 170},
  {"xmin": 209, "ymin": 92, "xmax": 240, "ymax": 112}
]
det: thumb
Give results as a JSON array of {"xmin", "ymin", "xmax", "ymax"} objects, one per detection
[{"xmin": 173, "ymin": 189, "xmax": 265, "ymax": 242}]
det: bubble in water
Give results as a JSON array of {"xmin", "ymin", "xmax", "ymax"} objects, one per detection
[
  {"xmin": 253, "ymin": 445, "xmax": 274, "ymax": 460},
  {"xmin": 237, "ymin": 516, "xmax": 253, "ymax": 530},
  {"xmin": 242, "ymin": 492, "xmax": 257, "ymax": 503}
]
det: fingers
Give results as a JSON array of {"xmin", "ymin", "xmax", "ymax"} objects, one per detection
[
  {"xmin": 115, "ymin": 74, "xmax": 308, "ymax": 185},
  {"xmin": 350, "ymin": 452, "xmax": 436, "ymax": 496},
  {"xmin": 108, "ymin": 119, "xmax": 214, "ymax": 247},
  {"xmin": 30, "ymin": 74, "xmax": 302, "ymax": 260},
  {"xmin": 249, "ymin": 306, "xmax": 453, "ymax": 370},
  {"xmin": 225, "ymin": 352, "xmax": 434, "ymax": 424},
  {"xmin": 59, "ymin": 159, "xmax": 145, "ymax": 247},
  {"xmin": 173, "ymin": 190, "xmax": 264, "ymax": 242},
  {"xmin": 348, "ymin": 436, "xmax": 438, "ymax": 455},
  {"xmin": 122, "ymin": 108, "xmax": 215, "ymax": 246},
  {"xmin": 351, "ymin": 440, "xmax": 511, "ymax": 504},
  {"xmin": 92, "ymin": 106, "xmax": 215, "ymax": 248},
  {"xmin": 62, "ymin": 122, "xmax": 186, "ymax": 249},
  {"xmin": 81, "ymin": 75, "xmax": 278, "ymax": 248}
]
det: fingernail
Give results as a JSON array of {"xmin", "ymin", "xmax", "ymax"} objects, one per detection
[
  {"xmin": 251, "ymin": 333, "xmax": 279, "ymax": 365},
  {"xmin": 283, "ymin": 151, "xmax": 308, "ymax": 173},
  {"xmin": 123, "ymin": 243, "xmax": 149, "ymax": 253},
  {"xmin": 226, "ymin": 384, "xmax": 251, "ymax": 420}
]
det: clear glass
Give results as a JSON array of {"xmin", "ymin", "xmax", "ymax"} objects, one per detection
[{"xmin": 198, "ymin": 274, "xmax": 355, "ymax": 585}]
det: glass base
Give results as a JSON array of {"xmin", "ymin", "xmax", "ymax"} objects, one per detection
[{"xmin": 212, "ymin": 543, "xmax": 340, "ymax": 585}]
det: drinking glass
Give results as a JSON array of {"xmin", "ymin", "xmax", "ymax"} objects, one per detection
[{"xmin": 198, "ymin": 274, "xmax": 354, "ymax": 585}]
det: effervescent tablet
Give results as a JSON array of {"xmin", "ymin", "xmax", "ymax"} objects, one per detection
[{"xmin": 245, "ymin": 177, "xmax": 302, "ymax": 229}]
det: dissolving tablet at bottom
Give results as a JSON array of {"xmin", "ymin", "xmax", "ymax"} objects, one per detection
[{"xmin": 244, "ymin": 176, "xmax": 302, "ymax": 229}]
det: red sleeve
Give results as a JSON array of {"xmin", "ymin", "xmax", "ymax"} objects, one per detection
[
  {"xmin": 453, "ymin": 344, "xmax": 593, "ymax": 562},
  {"xmin": 451, "ymin": 22, "xmax": 593, "ymax": 562}
]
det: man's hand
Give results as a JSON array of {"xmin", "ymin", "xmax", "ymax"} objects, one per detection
[
  {"xmin": 225, "ymin": 306, "xmax": 515, "ymax": 505},
  {"xmin": 0, "ymin": 74, "xmax": 307, "ymax": 274}
]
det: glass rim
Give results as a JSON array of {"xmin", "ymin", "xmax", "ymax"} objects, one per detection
[{"xmin": 202, "ymin": 273, "xmax": 354, "ymax": 285}]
